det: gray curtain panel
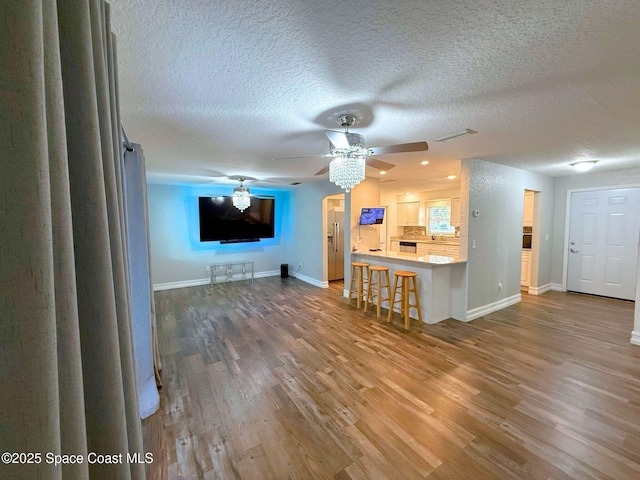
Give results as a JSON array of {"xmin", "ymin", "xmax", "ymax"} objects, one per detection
[{"xmin": 0, "ymin": 1, "xmax": 146, "ymax": 479}]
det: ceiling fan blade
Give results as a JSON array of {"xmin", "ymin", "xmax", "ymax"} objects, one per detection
[
  {"xmin": 315, "ymin": 164, "xmax": 330, "ymax": 176},
  {"xmin": 366, "ymin": 158, "xmax": 395, "ymax": 171},
  {"xmin": 324, "ymin": 130, "xmax": 350, "ymax": 150},
  {"xmin": 368, "ymin": 141, "xmax": 428, "ymax": 155}
]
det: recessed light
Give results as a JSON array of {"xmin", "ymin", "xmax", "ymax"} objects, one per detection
[
  {"xmin": 379, "ymin": 171, "xmax": 386, "ymax": 175},
  {"xmin": 570, "ymin": 160, "xmax": 597, "ymax": 172},
  {"xmin": 421, "ymin": 160, "xmax": 430, "ymax": 165},
  {"xmin": 447, "ymin": 175, "xmax": 457, "ymax": 180}
]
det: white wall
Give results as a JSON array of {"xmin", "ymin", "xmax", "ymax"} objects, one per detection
[
  {"xmin": 350, "ymin": 178, "xmax": 382, "ymax": 252},
  {"xmin": 463, "ymin": 159, "xmax": 555, "ymax": 313},
  {"xmin": 287, "ymin": 181, "xmax": 344, "ymax": 286},
  {"xmin": 147, "ymin": 183, "xmax": 293, "ymax": 288},
  {"xmin": 380, "ymin": 192, "xmax": 398, "ymax": 247}
]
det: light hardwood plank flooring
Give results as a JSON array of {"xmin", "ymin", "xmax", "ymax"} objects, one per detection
[{"xmin": 144, "ymin": 277, "xmax": 640, "ymax": 479}]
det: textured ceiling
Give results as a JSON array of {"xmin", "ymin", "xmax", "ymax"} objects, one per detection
[{"xmin": 111, "ymin": 0, "xmax": 640, "ymax": 194}]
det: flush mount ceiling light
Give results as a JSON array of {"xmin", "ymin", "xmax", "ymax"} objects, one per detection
[
  {"xmin": 447, "ymin": 175, "xmax": 457, "ymax": 180},
  {"xmin": 570, "ymin": 160, "xmax": 598, "ymax": 172},
  {"xmin": 232, "ymin": 177, "xmax": 251, "ymax": 212},
  {"xmin": 421, "ymin": 160, "xmax": 430, "ymax": 165},
  {"xmin": 435, "ymin": 128, "xmax": 477, "ymax": 143}
]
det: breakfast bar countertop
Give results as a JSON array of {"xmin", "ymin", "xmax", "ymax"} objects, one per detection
[{"xmin": 352, "ymin": 249, "xmax": 466, "ymax": 266}]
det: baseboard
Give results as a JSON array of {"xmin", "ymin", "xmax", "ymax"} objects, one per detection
[
  {"xmin": 153, "ymin": 270, "xmax": 280, "ymax": 291},
  {"xmin": 256, "ymin": 270, "xmax": 280, "ymax": 279},
  {"xmin": 293, "ymin": 273, "xmax": 326, "ymax": 288},
  {"xmin": 466, "ymin": 293, "xmax": 521, "ymax": 322},
  {"xmin": 153, "ymin": 278, "xmax": 210, "ymax": 291},
  {"xmin": 631, "ymin": 331, "xmax": 640, "ymax": 346},
  {"xmin": 550, "ymin": 283, "xmax": 564, "ymax": 292},
  {"xmin": 528, "ymin": 283, "xmax": 553, "ymax": 295}
]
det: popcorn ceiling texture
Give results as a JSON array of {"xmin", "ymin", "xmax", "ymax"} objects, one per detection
[{"xmin": 110, "ymin": 0, "xmax": 640, "ymax": 192}]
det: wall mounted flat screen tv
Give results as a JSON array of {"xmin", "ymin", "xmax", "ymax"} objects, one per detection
[
  {"xmin": 199, "ymin": 196, "xmax": 275, "ymax": 243},
  {"xmin": 359, "ymin": 207, "xmax": 385, "ymax": 225}
]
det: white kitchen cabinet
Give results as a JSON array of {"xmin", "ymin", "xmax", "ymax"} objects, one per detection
[
  {"xmin": 417, "ymin": 243, "xmax": 430, "ymax": 255},
  {"xmin": 445, "ymin": 245, "xmax": 459, "ymax": 257},
  {"xmin": 429, "ymin": 244, "xmax": 447, "ymax": 256},
  {"xmin": 397, "ymin": 202, "xmax": 420, "ymax": 226},
  {"xmin": 390, "ymin": 241, "xmax": 399, "ymax": 252},
  {"xmin": 521, "ymin": 250, "xmax": 531, "ymax": 287},
  {"xmin": 523, "ymin": 191, "xmax": 534, "ymax": 227},
  {"xmin": 451, "ymin": 198, "xmax": 461, "ymax": 226}
]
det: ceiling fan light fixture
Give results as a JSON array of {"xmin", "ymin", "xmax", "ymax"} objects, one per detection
[
  {"xmin": 570, "ymin": 160, "xmax": 597, "ymax": 172},
  {"xmin": 329, "ymin": 155, "xmax": 366, "ymax": 192},
  {"xmin": 232, "ymin": 178, "xmax": 251, "ymax": 211},
  {"xmin": 435, "ymin": 129, "xmax": 477, "ymax": 143}
]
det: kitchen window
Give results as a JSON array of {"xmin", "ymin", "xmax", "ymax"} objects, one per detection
[{"xmin": 426, "ymin": 200, "xmax": 455, "ymax": 234}]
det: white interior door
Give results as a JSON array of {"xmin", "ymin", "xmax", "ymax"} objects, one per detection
[{"xmin": 567, "ymin": 188, "xmax": 640, "ymax": 300}]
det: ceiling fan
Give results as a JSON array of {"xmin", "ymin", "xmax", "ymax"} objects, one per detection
[{"xmin": 275, "ymin": 114, "xmax": 428, "ymax": 191}]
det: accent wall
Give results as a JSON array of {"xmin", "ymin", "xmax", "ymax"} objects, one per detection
[{"xmin": 147, "ymin": 182, "xmax": 292, "ymax": 289}]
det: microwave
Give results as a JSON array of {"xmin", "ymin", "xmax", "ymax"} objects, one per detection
[{"xmin": 523, "ymin": 226, "xmax": 532, "ymax": 249}]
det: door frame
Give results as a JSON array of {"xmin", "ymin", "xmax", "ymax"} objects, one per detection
[{"xmin": 561, "ymin": 183, "xmax": 640, "ymax": 294}]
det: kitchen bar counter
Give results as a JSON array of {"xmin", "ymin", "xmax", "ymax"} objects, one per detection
[
  {"xmin": 354, "ymin": 249, "xmax": 465, "ymax": 266},
  {"xmin": 352, "ymin": 250, "xmax": 467, "ymax": 324}
]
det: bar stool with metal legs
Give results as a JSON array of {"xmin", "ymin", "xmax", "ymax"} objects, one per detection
[
  {"xmin": 348, "ymin": 262, "xmax": 369, "ymax": 309},
  {"xmin": 364, "ymin": 265, "xmax": 391, "ymax": 317},
  {"xmin": 388, "ymin": 270, "xmax": 423, "ymax": 329}
]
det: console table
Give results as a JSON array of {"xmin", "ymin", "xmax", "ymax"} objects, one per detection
[{"xmin": 208, "ymin": 261, "xmax": 254, "ymax": 285}]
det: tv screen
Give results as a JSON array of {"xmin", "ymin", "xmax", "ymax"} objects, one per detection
[
  {"xmin": 199, "ymin": 196, "xmax": 275, "ymax": 242},
  {"xmin": 359, "ymin": 207, "xmax": 385, "ymax": 225}
]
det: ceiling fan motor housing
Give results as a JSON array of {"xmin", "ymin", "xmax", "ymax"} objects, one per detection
[{"xmin": 329, "ymin": 132, "xmax": 366, "ymax": 152}]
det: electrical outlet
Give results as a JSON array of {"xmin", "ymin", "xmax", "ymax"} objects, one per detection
[
  {"xmin": 205, "ymin": 265, "xmax": 210, "ymax": 272},
  {"xmin": 498, "ymin": 282, "xmax": 503, "ymax": 290},
  {"xmin": 472, "ymin": 239, "xmax": 476, "ymax": 249},
  {"xmin": 298, "ymin": 262, "xmax": 302, "ymax": 269}
]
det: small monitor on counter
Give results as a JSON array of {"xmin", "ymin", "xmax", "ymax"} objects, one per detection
[{"xmin": 359, "ymin": 207, "xmax": 385, "ymax": 225}]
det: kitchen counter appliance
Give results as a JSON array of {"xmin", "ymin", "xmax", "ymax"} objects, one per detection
[
  {"xmin": 399, "ymin": 241, "xmax": 417, "ymax": 253},
  {"xmin": 523, "ymin": 226, "xmax": 532, "ymax": 249}
]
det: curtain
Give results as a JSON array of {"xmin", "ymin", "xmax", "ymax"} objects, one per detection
[{"xmin": 0, "ymin": 1, "xmax": 146, "ymax": 479}]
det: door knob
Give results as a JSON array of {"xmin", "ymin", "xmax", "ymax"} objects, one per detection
[
  {"xmin": 569, "ymin": 247, "xmax": 579, "ymax": 253},
  {"xmin": 570, "ymin": 241, "xmax": 576, "ymax": 245}
]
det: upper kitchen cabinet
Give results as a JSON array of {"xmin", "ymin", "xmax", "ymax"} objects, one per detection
[
  {"xmin": 523, "ymin": 191, "xmax": 534, "ymax": 226},
  {"xmin": 397, "ymin": 201, "xmax": 420, "ymax": 226},
  {"xmin": 451, "ymin": 198, "xmax": 461, "ymax": 226}
]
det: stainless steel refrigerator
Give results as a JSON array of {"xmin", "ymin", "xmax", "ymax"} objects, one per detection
[{"xmin": 327, "ymin": 210, "xmax": 345, "ymax": 281}]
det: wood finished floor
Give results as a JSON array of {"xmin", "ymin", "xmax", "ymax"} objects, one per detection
[{"xmin": 144, "ymin": 277, "xmax": 640, "ymax": 479}]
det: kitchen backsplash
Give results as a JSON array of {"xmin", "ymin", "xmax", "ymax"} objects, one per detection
[{"xmin": 403, "ymin": 226, "xmax": 426, "ymax": 236}]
